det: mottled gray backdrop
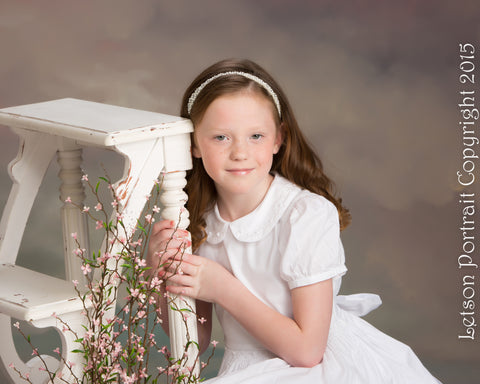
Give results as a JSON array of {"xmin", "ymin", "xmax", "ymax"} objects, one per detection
[{"xmin": 0, "ymin": 1, "xmax": 479, "ymax": 383}]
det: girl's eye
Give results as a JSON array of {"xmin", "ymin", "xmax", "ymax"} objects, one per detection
[
  {"xmin": 214, "ymin": 135, "xmax": 227, "ymax": 141},
  {"xmin": 251, "ymin": 134, "xmax": 263, "ymax": 140}
]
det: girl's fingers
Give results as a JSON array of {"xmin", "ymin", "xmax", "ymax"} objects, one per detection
[
  {"xmin": 165, "ymin": 260, "xmax": 195, "ymax": 276},
  {"xmin": 151, "ymin": 220, "xmax": 191, "ymax": 242},
  {"xmin": 170, "ymin": 253, "xmax": 202, "ymax": 266},
  {"xmin": 166, "ymin": 283, "xmax": 194, "ymax": 298},
  {"xmin": 151, "ymin": 219, "xmax": 176, "ymax": 235},
  {"xmin": 157, "ymin": 238, "xmax": 191, "ymax": 253}
]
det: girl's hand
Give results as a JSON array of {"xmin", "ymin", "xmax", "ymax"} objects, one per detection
[
  {"xmin": 162, "ymin": 252, "xmax": 232, "ymax": 304},
  {"xmin": 146, "ymin": 219, "xmax": 191, "ymax": 274}
]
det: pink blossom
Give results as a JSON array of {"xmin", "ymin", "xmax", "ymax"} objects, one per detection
[
  {"xmin": 152, "ymin": 205, "xmax": 160, "ymax": 213},
  {"xmin": 198, "ymin": 317, "xmax": 207, "ymax": 324},
  {"xmin": 8, "ymin": 363, "xmax": 14, "ymax": 369},
  {"xmin": 111, "ymin": 200, "xmax": 118, "ymax": 207},
  {"xmin": 81, "ymin": 264, "xmax": 92, "ymax": 275},
  {"xmin": 65, "ymin": 196, "xmax": 72, "ymax": 203},
  {"xmin": 13, "ymin": 321, "xmax": 19, "ymax": 329},
  {"xmin": 116, "ymin": 212, "xmax": 124, "ymax": 220},
  {"xmin": 32, "ymin": 349, "xmax": 39, "ymax": 356},
  {"xmin": 96, "ymin": 220, "xmax": 103, "ymax": 230},
  {"xmin": 81, "ymin": 174, "xmax": 88, "ymax": 181},
  {"xmin": 150, "ymin": 277, "xmax": 162, "ymax": 289},
  {"xmin": 53, "ymin": 347, "xmax": 60, "ymax": 354},
  {"xmin": 211, "ymin": 340, "xmax": 218, "ymax": 347},
  {"xmin": 82, "ymin": 206, "xmax": 90, "ymax": 212},
  {"xmin": 72, "ymin": 279, "xmax": 78, "ymax": 287},
  {"xmin": 95, "ymin": 203, "xmax": 102, "ymax": 211},
  {"xmin": 71, "ymin": 232, "xmax": 78, "ymax": 240},
  {"xmin": 145, "ymin": 214, "xmax": 154, "ymax": 224}
]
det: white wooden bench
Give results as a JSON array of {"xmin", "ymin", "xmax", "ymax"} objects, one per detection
[{"xmin": 0, "ymin": 98, "xmax": 198, "ymax": 383}]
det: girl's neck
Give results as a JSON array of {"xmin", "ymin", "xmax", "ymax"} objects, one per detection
[{"xmin": 216, "ymin": 174, "xmax": 274, "ymax": 222}]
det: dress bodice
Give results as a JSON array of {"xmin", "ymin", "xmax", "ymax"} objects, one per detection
[{"xmin": 198, "ymin": 175, "xmax": 347, "ymax": 351}]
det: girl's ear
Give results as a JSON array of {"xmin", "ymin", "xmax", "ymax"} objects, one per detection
[
  {"xmin": 191, "ymin": 132, "xmax": 202, "ymax": 158},
  {"xmin": 192, "ymin": 144, "xmax": 202, "ymax": 158},
  {"xmin": 192, "ymin": 145, "xmax": 202, "ymax": 159},
  {"xmin": 273, "ymin": 123, "xmax": 285, "ymax": 154}
]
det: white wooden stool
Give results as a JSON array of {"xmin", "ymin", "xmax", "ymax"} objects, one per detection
[{"xmin": 0, "ymin": 98, "xmax": 198, "ymax": 383}]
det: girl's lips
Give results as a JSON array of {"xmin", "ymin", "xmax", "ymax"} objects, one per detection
[{"xmin": 227, "ymin": 168, "xmax": 253, "ymax": 175}]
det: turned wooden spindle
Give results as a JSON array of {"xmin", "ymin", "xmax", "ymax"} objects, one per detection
[
  {"xmin": 57, "ymin": 143, "xmax": 90, "ymax": 283},
  {"xmin": 160, "ymin": 171, "xmax": 200, "ymax": 374}
]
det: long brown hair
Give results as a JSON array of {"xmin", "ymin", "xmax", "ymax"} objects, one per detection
[{"xmin": 180, "ymin": 59, "xmax": 351, "ymax": 251}]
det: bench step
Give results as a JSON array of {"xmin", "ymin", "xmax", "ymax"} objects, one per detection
[{"xmin": 0, "ymin": 264, "xmax": 85, "ymax": 321}]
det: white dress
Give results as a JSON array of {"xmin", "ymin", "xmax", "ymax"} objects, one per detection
[{"xmin": 199, "ymin": 175, "xmax": 441, "ymax": 383}]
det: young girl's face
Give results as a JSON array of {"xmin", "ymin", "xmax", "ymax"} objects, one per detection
[{"xmin": 192, "ymin": 91, "xmax": 282, "ymax": 204}]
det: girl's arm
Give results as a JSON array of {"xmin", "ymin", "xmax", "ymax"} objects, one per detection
[{"xmin": 165, "ymin": 252, "xmax": 333, "ymax": 368}]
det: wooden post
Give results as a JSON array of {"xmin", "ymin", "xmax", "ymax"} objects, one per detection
[
  {"xmin": 57, "ymin": 139, "xmax": 90, "ymax": 283},
  {"xmin": 161, "ymin": 170, "xmax": 200, "ymax": 376}
]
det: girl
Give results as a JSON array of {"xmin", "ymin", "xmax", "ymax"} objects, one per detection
[{"xmin": 147, "ymin": 59, "xmax": 441, "ymax": 383}]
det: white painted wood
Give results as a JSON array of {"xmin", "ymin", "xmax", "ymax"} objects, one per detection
[
  {"xmin": 0, "ymin": 128, "xmax": 57, "ymax": 265},
  {"xmin": 0, "ymin": 98, "xmax": 192, "ymax": 146},
  {"xmin": 57, "ymin": 139, "xmax": 90, "ymax": 284},
  {"xmin": 109, "ymin": 137, "xmax": 199, "ymax": 376},
  {"xmin": 0, "ymin": 264, "xmax": 85, "ymax": 320},
  {"xmin": 32, "ymin": 309, "xmax": 88, "ymax": 383},
  {"xmin": 160, "ymin": 171, "xmax": 200, "ymax": 373},
  {"xmin": 0, "ymin": 98, "xmax": 196, "ymax": 383},
  {"xmin": 0, "ymin": 264, "xmax": 89, "ymax": 384}
]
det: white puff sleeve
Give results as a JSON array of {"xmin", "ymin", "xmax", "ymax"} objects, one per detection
[{"xmin": 279, "ymin": 192, "xmax": 347, "ymax": 289}]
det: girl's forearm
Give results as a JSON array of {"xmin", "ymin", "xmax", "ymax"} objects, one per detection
[{"xmin": 215, "ymin": 275, "xmax": 331, "ymax": 368}]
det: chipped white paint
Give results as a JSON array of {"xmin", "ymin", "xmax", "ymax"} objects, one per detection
[{"xmin": 0, "ymin": 98, "xmax": 196, "ymax": 383}]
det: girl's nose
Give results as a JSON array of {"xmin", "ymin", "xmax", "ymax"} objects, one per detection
[{"xmin": 230, "ymin": 140, "xmax": 248, "ymax": 161}]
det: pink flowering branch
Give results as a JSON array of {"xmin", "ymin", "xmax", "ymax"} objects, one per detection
[{"xmin": 12, "ymin": 173, "xmax": 213, "ymax": 384}]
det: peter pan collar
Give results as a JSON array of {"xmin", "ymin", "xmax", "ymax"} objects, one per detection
[{"xmin": 205, "ymin": 175, "xmax": 302, "ymax": 244}]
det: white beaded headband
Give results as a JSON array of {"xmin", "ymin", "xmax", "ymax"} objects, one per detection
[{"xmin": 187, "ymin": 71, "xmax": 281, "ymax": 118}]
